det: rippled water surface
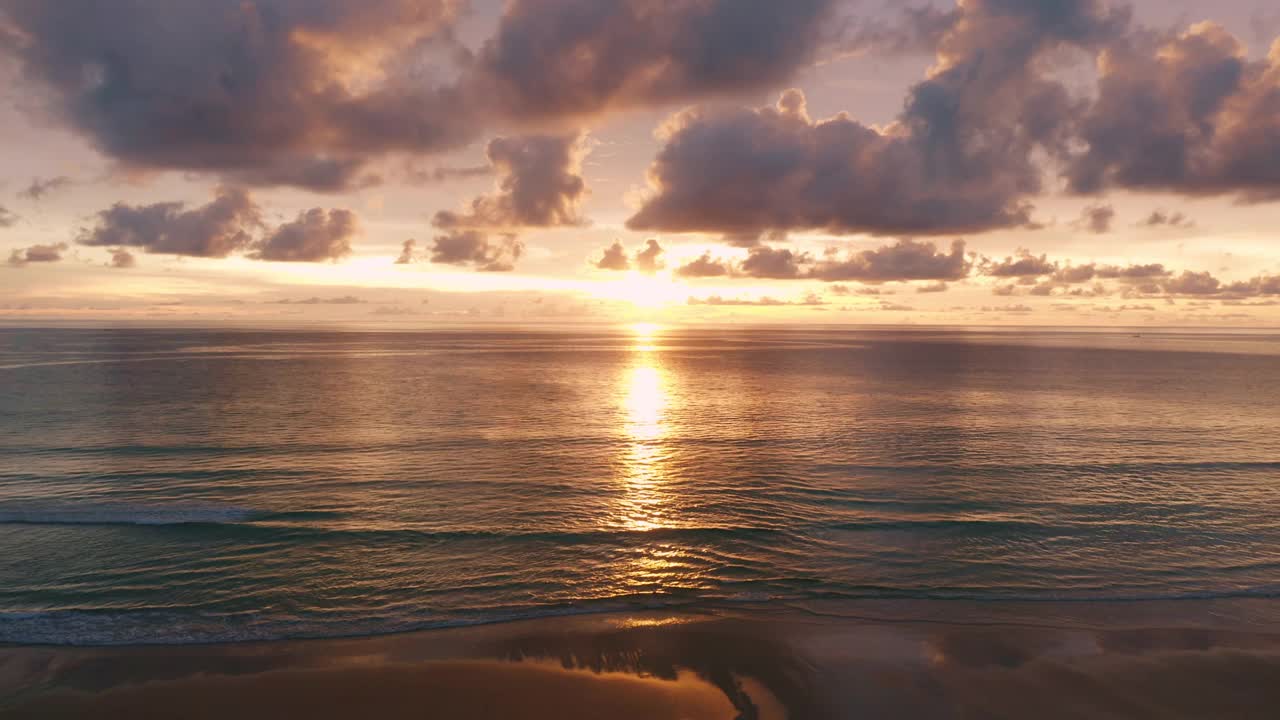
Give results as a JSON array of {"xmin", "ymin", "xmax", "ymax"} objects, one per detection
[{"xmin": 2, "ymin": 326, "xmax": 1278, "ymax": 644}]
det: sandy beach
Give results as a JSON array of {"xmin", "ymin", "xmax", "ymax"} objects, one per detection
[{"xmin": 4, "ymin": 601, "xmax": 1279, "ymax": 719}]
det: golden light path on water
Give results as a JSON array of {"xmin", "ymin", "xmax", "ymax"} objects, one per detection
[
  {"xmin": 606, "ymin": 323, "xmax": 698, "ymax": 596},
  {"xmin": 620, "ymin": 323, "xmax": 670, "ymax": 532}
]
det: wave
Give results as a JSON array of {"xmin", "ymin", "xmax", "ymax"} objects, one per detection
[
  {"xmin": 0, "ymin": 508, "xmax": 339, "ymax": 527},
  {"xmin": 0, "ymin": 508, "xmax": 1238, "ymax": 544},
  {"xmin": 4, "ymin": 589, "xmax": 1279, "ymax": 647}
]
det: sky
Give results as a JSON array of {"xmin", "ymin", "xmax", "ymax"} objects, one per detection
[{"xmin": 2, "ymin": 0, "xmax": 1280, "ymax": 327}]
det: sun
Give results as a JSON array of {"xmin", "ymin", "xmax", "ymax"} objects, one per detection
[
  {"xmin": 597, "ymin": 272, "xmax": 687, "ymax": 309},
  {"xmin": 630, "ymin": 322, "xmax": 663, "ymax": 337}
]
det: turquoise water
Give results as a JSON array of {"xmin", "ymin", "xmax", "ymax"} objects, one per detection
[{"xmin": 1, "ymin": 327, "xmax": 1278, "ymax": 645}]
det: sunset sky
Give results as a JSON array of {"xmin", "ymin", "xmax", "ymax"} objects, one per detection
[{"xmin": 2, "ymin": 0, "xmax": 1279, "ymax": 326}]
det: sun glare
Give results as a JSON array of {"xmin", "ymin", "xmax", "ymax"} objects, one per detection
[{"xmin": 597, "ymin": 272, "xmax": 687, "ymax": 309}]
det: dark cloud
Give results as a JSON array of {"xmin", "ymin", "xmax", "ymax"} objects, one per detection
[
  {"xmin": 7, "ymin": 242, "xmax": 67, "ymax": 267},
  {"xmin": 1095, "ymin": 263, "xmax": 1170, "ymax": 280},
  {"xmin": 674, "ymin": 238, "xmax": 972, "ymax": 284},
  {"xmin": 429, "ymin": 230, "xmax": 523, "ymax": 272},
  {"xmin": 469, "ymin": 0, "xmax": 841, "ymax": 121},
  {"xmin": 434, "ymin": 134, "xmax": 587, "ymax": 230},
  {"xmin": 916, "ymin": 281, "xmax": 949, "ymax": 293},
  {"xmin": 675, "ymin": 252, "xmax": 732, "ymax": 279},
  {"xmin": 2, "ymin": 1, "xmax": 847, "ymax": 191},
  {"xmin": 633, "ymin": 239, "xmax": 664, "ymax": 274},
  {"xmin": 594, "ymin": 242, "xmax": 630, "ymax": 271},
  {"xmin": 403, "ymin": 165, "xmax": 492, "ymax": 186},
  {"xmin": 838, "ymin": 5, "xmax": 959, "ymax": 57},
  {"xmin": 1160, "ymin": 270, "xmax": 1223, "ymax": 296},
  {"xmin": 0, "ymin": 207, "xmax": 17, "ymax": 227},
  {"xmin": 627, "ymin": 90, "xmax": 1037, "ymax": 236},
  {"xmin": 740, "ymin": 246, "xmax": 810, "ymax": 280},
  {"xmin": 982, "ymin": 249, "xmax": 1057, "ymax": 278},
  {"xmin": 17, "ymin": 176, "xmax": 73, "ymax": 201},
  {"xmin": 811, "ymin": 239, "xmax": 970, "ymax": 283},
  {"xmin": 1222, "ymin": 275, "xmax": 1280, "ymax": 297},
  {"xmin": 77, "ymin": 188, "xmax": 262, "ymax": 257},
  {"xmin": 1047, "ymin": 262, "xmax": 1170, "ymax": 284},
  {"xmin": 0, "ymin": 0, "xmax": 474, "ymax": 191},
  {"xmin": 1074, "ymin": 203, "xmax": 1115, "ymax": 234},
  {"xmin": 395, "ymin": 239, "xmax": 418, "ymax": 265},
  {"xmin": 1017, "ymin": 260, "xmax": 1280, "ymax": 300},
  {"xmin": 250, "ymin": 208, "xmax": 358, "ymax": 263},
  {"xmin": 628, "ymin": 1, "xmax": 1134, "ymax": 237},
  {"xmin": 1139, "ymin": 210, "xmax": 1195, "ymax": 228},
  {"xmin": 594, "ymin": 238, "xmax": 664, "ymax": 274},
  {"xmin": 1065, "ymin": 23, "xmax": 1280, "ymax": 199},
  {"xmin": 108, "ymin": 248, "xmax": 136, "ymax": 269}
]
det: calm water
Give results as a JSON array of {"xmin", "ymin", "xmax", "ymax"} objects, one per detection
[{"xmin": 1, "ymin": 326, "xmax": 1278, "ymax": 645}]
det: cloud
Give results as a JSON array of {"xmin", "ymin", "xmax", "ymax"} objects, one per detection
[
  {"xmin": 627, "ymin": 90, "xmax": 1037, "ymax": 236},
  {"xmin": 740, "ymin": 246, "xmax": 810, "ymax": 280},
  {"xmin": 982, "ymin": 249, "xmax": 1057, "ymax": 278},
  {"xmin": 468, "ymin": 0, "xmax": 842, "ymax": 121},
  {"xmin": 916, "ymin": 281, "xmax": 949, "ymax": 293},
  {"xmin": 672, "ymin": 238, "xmax": 971, "ymax": 284},
  {"xmin": 1160, "ymin": 270, "xmax": 1224, "ymax": 296},
  {"xmin": 2, "ymin": 1, "xmax": 847, "ymax": 191},
  {"xmin": 633, "ymin": 239, "xmax": 664, "ymax": 274},
  {"xmin": 879, "ymin": 302, "xmax": 916, "ymax": 312},
  {"xmin": 1095, "ymin": 263, "xmax": 1170, "ymax": 280},
  {"xmin": 0, "ymin": 0, "xmax": 474, "ymax": 191},
  {"xmin": 592, "ymin": 238, "xmax": 664, "ymax": 274},
  {"xmin": 434, "ymin": 134, "xmax": 588, "ymax": 231},
  {"xmin": 1092, "ymin": 304, "xmax": 1158, "ymax": 313},
  {"xmin": 272, "ymin": 296, "xmax": 365, "ymax": 305},
  {"xmin": 1138, "ymin": 210, "xmax": 1195, "ymax": 228},
  {"xmin": 395, "ymin": 239, "xmax": 418, "ymax": 265},
  {"xmin": 594, "ymin": 241, "xmax": 630, "ymax": 271},
  {"xmin": 837, "ymin": 5, "xmax": 959, "ymax": 57},
  {"xmin": 108, "ymin": 248, "xmax": 136, "ymax": 269},
  {"xmin": 675, "ymin": 252, "xmax": 732, "ymax": 278},
  {"xmin": 811, "ymin": 239, "xmax": 970, "ymax": 283},
  {"xmin": 77, "ymin": 188, "xmax": 262, "ymax": 257},
  {"xmin": 1039, "ymin": 262, "xmax": 1171, "ymax": 286},
  {"xmin": 688, "ymin": 293, "xmax": 826, "ymax": 307},
  {"xmin": 403, "ymin": 165, "xmax": 492, "ymax": 186},
  {"xmin": 1221, "ymin": 275, "xmax": 1280, "ymax": 297},
  {"xmin": 0, "ymin": 207, "xmax": 18, "ymax": 227},
  {"xmin": 370, "ymin": 305, "xmax": 418, "ymax": 316},
  {"xmin": 7, "ymin": 242, "xmax": 68, "ymax": 267},
  {"xmin": 830, "ymin": 284, "xmax": 891, "ymax": 296},
  {"xmin": 250, "ymin": 208, "xmax": 358, "ymax": 263},
  {"xmin": 17, "ymin": 176, "xmax": 73, "ymax": 201},
  {"xmin": 628, "ymin": 1, "xmax": 1136, "ymax": 237},
  {"xmin": 1074, "ymin": 203, "xmax": 1115, "ymax": 234},
  {"xmin": 429, "ymin": 230, "xmax": 523, "ymax": 272},
  {"xmin": 1065, "ymin": 23, "xmax": 1280, "ymax": 199},
  {"xmin": 980, "ymin": 304, "xmax": 1034, "ymax": 313}
]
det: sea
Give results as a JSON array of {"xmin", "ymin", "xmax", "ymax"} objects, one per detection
[{"xmin": 1, "ymin": 326, "xmax": 1278, "ymax": 645}]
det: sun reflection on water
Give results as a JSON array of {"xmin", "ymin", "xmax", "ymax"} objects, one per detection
[
  {"xmin": 621, "ymin": 359, "xmax": 669, "ymax": 531},
  {"xmin": 600, "ymin": 324, "xmax": 695, "ymax": 595}
]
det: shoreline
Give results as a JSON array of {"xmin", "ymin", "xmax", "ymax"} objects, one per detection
[{"xmin": 5, "ymin": 600, "xmax": 1280, "ymax": 718}]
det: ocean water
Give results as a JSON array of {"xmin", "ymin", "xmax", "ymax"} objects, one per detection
[{"xmin": 1, "ymin": 326, "xmax": 1278, "ymax": 645}]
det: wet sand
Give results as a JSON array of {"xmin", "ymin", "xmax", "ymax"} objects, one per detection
[{"xmin": 3, "ymin": 601, "xmax": 1279, "ymax": 719}]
